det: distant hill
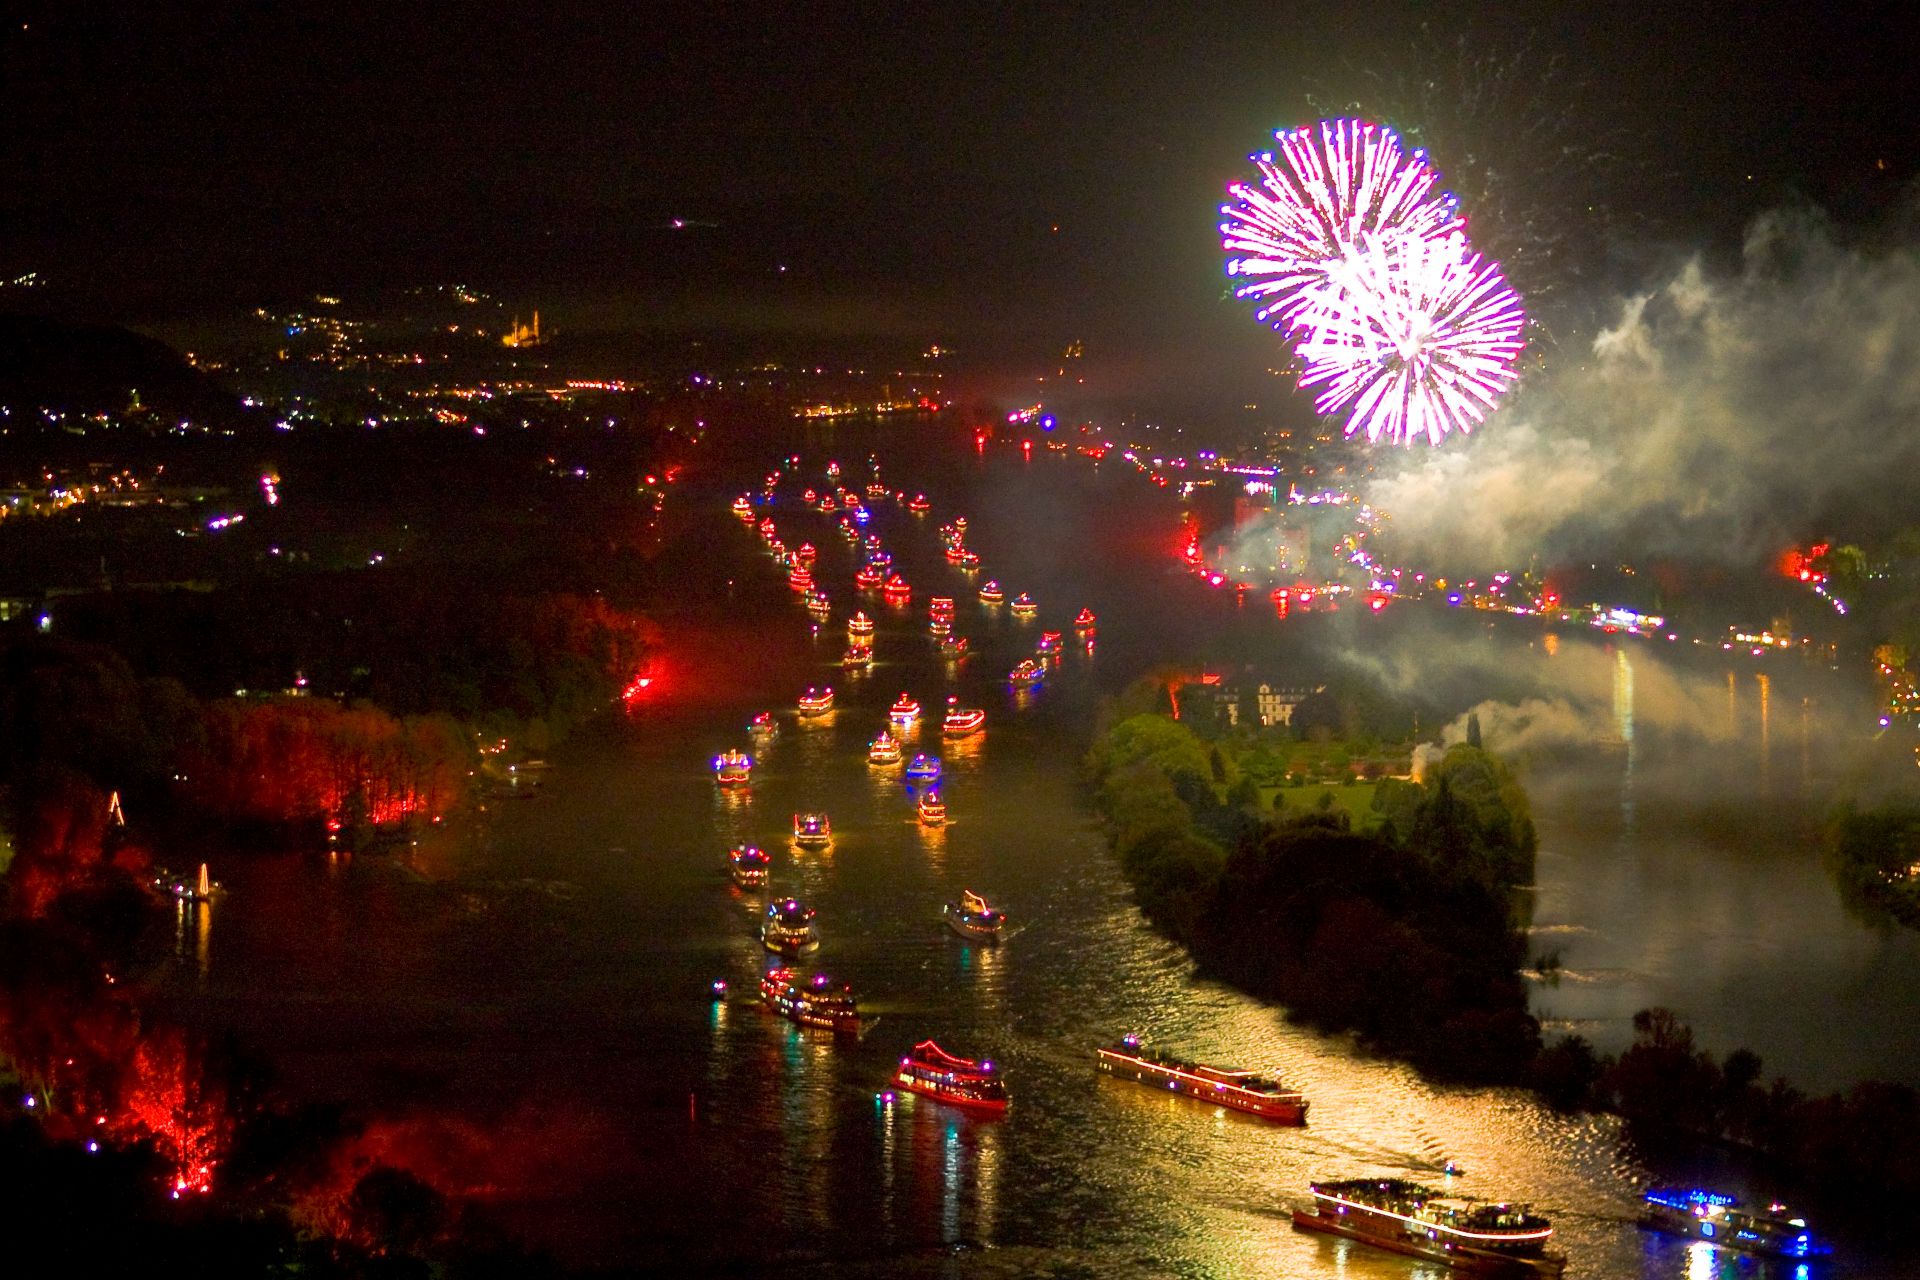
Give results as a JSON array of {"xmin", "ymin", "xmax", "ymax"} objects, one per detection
[{"xmin": 0, "ymin": 313, "xmax": 253, "ymax": 433}]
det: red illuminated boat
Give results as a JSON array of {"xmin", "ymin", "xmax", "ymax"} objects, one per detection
[
  {"xmin": 938, "ymin": 634, "xmax": 969, "ymax": 658},
  {"xmin": 1008, "ymin": 658, "xmax": 1044, "ymax": 686},
  {"xmin": 907, "ymin": 493, "xmax": 931, "ymax": 513},
  {"xmin": 928, "ymin": 616, "xmax": 952, "ymax": 636},
  {"xmin": 1036, "ymin": 630, "xmax": 1062, "ymax": 653},
  {"xmin": 868, "ymin": 731, "xmax": 902, "ymax": 765},
  {"xmin": 1074, "ymin": 607, "xmax": 1097, "ymax": 630},
  {"xmin": 888, "ymin": 693, "xmax": 921, "ymax": 728},
  {"xmin": 758, "ymin": 518, "xmax": 776, "ymax": 538},
  {"xmin": 882, "ymin": 574, "xmax": 912, "ymax": 603},
  {"xmin": 787, "ymin": 565, "xmax": 813, "ymax": 591},
  {"xmin": 942, "ymin": 696, "xmax": 984, "ymax": 736},
  {"xmin": 841, "ymin": 645, "xmax": 872, "ymax": 669},
  {"xmin": 794, "ymin": 541, "xmax": 817, "ymax": 566},
  {"xmin": 729, "ymin": 844, "xmax": 770, "ymax": 888},
  {"xmin": 1291, "ymin": 1179, "xmax": 1564, "ymax": 1276},
  {"xmin": 1096, "ymin": 1035, "xmax": 1308, "ymax": 1123},
  {"xmin": 732, "ymin": 495, "xmax": 754, "ymax": 520},
  {"xmin": 979, "ymin": 580, "xmax": 1005, "ymax": 605},
  {"xmin": 1009, "ymin": 593, "xmax": 1037, "ymax": 617},
  {"xmin": 855, "ymin": 564, "xmax": 885, "ymax": 590},
  {"xmin": 847, "ymin": 611, "xmax": 875, "ymax": 641},
  {"xmin": 805, "ymin": 589, "xmax": 831, "ymax": 618},
  {"xmin": 712, "ymin": 748, "xmax": 753, "ymax": 785},
  {"xmin": 797, "ymin": 687, "xmax": 834, "ymax": 716},
  {"xmin": 917, "ymin": 791, "xmax": 946, "ymax": 827},
  {"xmin": 930, "ymin": 596, "xmax": 955, "ymax": 619},
  {"xmin": 760, "ymin": 968, "xmax": 861, "ymax": 1035},
  {"xmin": 893, "ymin": 1041, "xmax": 1007, "ymax": 1113}
]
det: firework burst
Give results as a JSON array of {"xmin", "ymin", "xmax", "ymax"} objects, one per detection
[{"xmin": 1222, "ymin": 118, "xmax": 1525, "ymax": 446}]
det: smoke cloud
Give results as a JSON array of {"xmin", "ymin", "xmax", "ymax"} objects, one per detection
[{"xmin": 1369, "ymin": 202, "xmax": 1920, "ymax": 567}]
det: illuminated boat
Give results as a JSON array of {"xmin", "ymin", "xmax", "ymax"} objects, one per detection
[
  {"xmin": 1008, "ymin": 658, "xmax": 1044, "ymax": 686},
  {"xmin": 979, "ymin": 580, "xmax": 1005, "ymax": 605},
  {"xmin": 928, "ymin": 617, "xmax": 952, "ymax": 636},
  {"xmin": 732, "ymin": 495, "xmax": 754, "ymax": 520},
  {"xmin": 1074, "ymin": 607, "xmax": 1096, "ymax": 630},
  {"xmin": 792, "ymin": 812, "xmax": 832, "ymax": 847},
  {"xmin": 929, "ymin": 596, "xmax": 955, "ymax": 619},
  {"xmin": 882, "ymin": 574, "xmax": 912, "ymax": 603},
  {"xmin": 1096, "ymin": 1035, "xmax": 1307, "ymax": 1123},
  {"xmin": 904, "ymin": 754, "xmax": 942, "ymax": 784},
  {"xmin": 938, "ymin": 635, "xmax": 969, "ymax": 658},
  {"xmin": 748, "ymin": 711, "xmax": 777, "ymax": 738},
  {"xmin": 894, "ymin": 1041, "xmax": 1006, "ymax": 1113},
  {"xmin": 957, "ymin": 550, "xmax": 981, "ymax": 569},
  {"xmin": 841, "ymin": 645, "xmax": 873, "ymax": 669},
  {"xmin": 787, "ymin": 565, "xmax": 814, "ymax": 591},
  {"xmin": 869, "ymin": 549, "xmax": 892, "ymax": 568},
  {"xmin": 797, "ymin": 687, "xmax": 835, "ymax": 716},
  {"xmin": 1036, "ymin": 630, "xmax": 1062, "ymax": 654},
  {"xmin": 760, "ymin": 968, "xmax": 861, "ymax": 1035},
  {"xmin": 794, "ymin": 541, "xmax": 817, "ymax": 567},
  {"xmin": 819, "ymin": 496, "xmax": 838, "ymax": 514},
  {"xmin": 729, "ymin": 844, "xmax": 770, "ymax": 888},
  {"xmin": 918, "ymin": 791, "xmax": 946, "ymax": 826},
  {"xmin": 825, "ymin": 460, "xmax": 841, "ymax": 478},
  {"xmin": 805, "ymin": 589, "xmax": 832, "ymax": 618},
  {"xmin": 942, "ymin": 697, "xmax": 985, "ymax": 736},
  {"xmin": 712, "ymin": 748, "xmax": 753, "ymax": 785},
  {"xmin": 155, "ymin": 863, "xmax": 217, "ymax": 903},
  {"xmin": 1639, "ymin": 1189, "xmax": 1829, "ymax": 1260},
  {"xmin": 888, "ymin": 694, "xmax": 921, "ymax": 728},
  {"xmin": 847, "ymin": 611, "xmax": 875, "ymax": 641},
  {"xmin": 868, "ymin": 731, "xmax": 902, "ymax": 765},
  {"xmin": 761, "ymin": 897, "xmax": 820, "ymax": 953},
  {"xmin": 855, "ymin": 563, "xmax": 885, "ymax": 590},
  {"xmin": 758, "ymin": 518, "xmax": 776, "ymax": 539},
  {"xmin": 1291, "ymin": 1180, "xmax": 1564, "ymax": 1276},
  {"xmin": 907, "ymin": 493, "xmax": 931, "ymax": 513},
  {"xmin": 944, "ymin": 544, "xmax": 968, "ymax": 563},
  {"xmin": 953, "ymin": 516, "xmax": 968, "ymax": 533},
  {"xmin": 866, "ymin": 482, "xmax": 888, "ymax": 499},
  {"xmin": 1009, "ymin": 593, "xmax": 1037, "ymax": 617},
  {"xmin": 943, "ymin": 889, "xmax": 1004, "ymax": 941}
]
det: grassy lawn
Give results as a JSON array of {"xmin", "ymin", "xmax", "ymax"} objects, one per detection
[{"xmin": 1261, "ymin": 780, "xmax": 1380, "ymax": 828}]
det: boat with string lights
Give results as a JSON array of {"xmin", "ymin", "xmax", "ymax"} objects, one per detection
[
  {"xmin": 1639, "ymin": 1188, "xmax": 1829, "ymax": 1260},
  {"xmin": 917, "ymin": 791, "xmax": 946, "ymax": 826},
  {"xmin": 847, "ymin": 611, "xmax": 875, "ymax": 642},
  {"xmin": 731, "ymin": 495, "xmax": 754, "ymax": 520},
  {"xmin": 904, "ymin": 754, "xmax": 942, "ymax": 784},
  {"xmin": 888, "ymin": 693, "xmax": 921, "ymax": 729},
  {"xmin": 907, "ymin": 493, "xmax": 931, "ymax": 514},
  {"xmin": 841, "ymin": 645, "xmax": 872, "ymax": 669},
  {"xmin": 868, "ymin": 731, "xmax": 902, "ymax": 765},
  {"xmin": 1291, "ymin": 1179, "xmax": 1564, "ymax": 1276},
  {"xmin": 729, "ymin": 844, "xmax": 771, "ymax": 888},
  {"xmin": 929, "ymin": 595, "xmax": 954, "ymax": 620},
  {"xmin": 928, "ymin": 616, "xmax": 952, "ymax": 637},
  {"xmin": 712, "ymin": 748, "xmax": 753, "ymax": 785},
  {"xmin": 760, "ymin": 968, "xmax": 862, "ymax": 1035},
  {"xmin": 942, "ymin": 697, "xmax": 985, "ymax": 736},
  {"xmin": 787, "ymin": 564, "xmax": 814, "ymax": 591},
  {"xmin": 1074, "ymin": 607, "xmax": 1097, "ymax": 630},
  {"xmin": 794, "ymin": 541, "xmax": 817, "ymax": 566},
  {"xmin": 748, "ymin": 711, "xmax": 777, "ymax": 739},
  {"xmin": 855, "ymin": 564, "xmax": 885, "ymax": 590},
  {"xmin": 1096, "ymin": 1034, "xmax": 1308, "ymax": 1123},
  {"xmin": 979, "ymin": 580, "xmax": 1005, "ymax": 605},
  {"xmin": 1036, "ymin": 630, "xmax": 1062, "ymax": 654},
  {"xmin": 792, "ymin": 813, "xmax": 832, "ymax": 848},
  {"xmin": 805, "ymin": 590, "xmax": 832, "ymax": 619},
  {"xmin": 938, "ymin": 634, "xmax": 969, "ymax": 659},
  {"xmin": 797, "ymin": 687, "xmax": 835, "ymax": 716},
  {"xmin": 1009, "ymin": 593, "xmax": 1037, "ymax": 617},
  {"xmin": 943, "ymin": 890, "xmax": 1005, "ymax": 942},
  {"xmin": 760, "ymin": 898, "xmax": 820, "ymax": 954},
  {"xmin": 893, "ymin": 1041, "xmax": 1007, "ymax": 1113},
  {"xmin": 882, "ymin": 574, "xmax": 912, "ymax": 604},
  {"xmin": 1009, "ymin": 658, "xmax": 1044, "ymax": 687},
  {"xmin": 957, "ymin": 550, "xmax": 980, "ymax": 569},
  {"xmin": 758, "ymin": 518, "xmax": 776, "ymax": 539}
]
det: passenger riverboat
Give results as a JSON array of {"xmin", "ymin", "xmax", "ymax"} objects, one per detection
[
  {"xmin": 841, "ymin": 645, "xmax": 872, "ymax": 669},
  {"xmin": 907, "ymin": 494, "xmax": 931, "ymax": 513},
  {"xmin": 854, "ymin": 564, "xmax": 885, "ymax": 590},
  {"xmin": 792, "ymin": 813, "xmax": 832, "ymax": 847},
  {"xmin": 944, "ymin": 544, "xmax": 968, "ymax": 563},
  {"xmin": 888, "ymin": 693, "xmax": 921, "ymax": 728},
  {"xmin": 929, "ymin": 596, "xmax": 955, "ymax": 620},
  {"xmin": 1292, "ymin": 1179, "xmax": 1564, "ymax": 1276},
  {"xmin": 847, "ymin": 611, "xmax": 875, "ymax": 641},
  {"xmin": 794, "ymin": 541, "xmax": 817, "ymax": 567},
  {"xmin": 866, "ymin": 482, "xmax": 889, "ymax": 500},
  {"xmin": 787, "ymin": 566, "xmax": 813, "ymax": 591},
  {"xmin": 1074, "ymin": 607, "xmax": 1097, "ymax": 630},
  {"xmin": 760, "ymin": 968, "xmax": 861, "ymax": 1035},
  {"xmin": 748, "ymin": 711, "xmax": 777, "ymax": 739},
  {"xmin": 928, "ymin": 617, "xmax": 952, "ymax": 637},
  {"xmin": 805, "ymin": 589, "xmax": 832, "ymax": 619},
  {"xmin": 904, "ymin": 754, "xmax": 942, "ymax": 783},
  {"xmin": 953, "ymin": 516, "xmax": 967, "ymax": 533},
  {"xmin": 797, "ymin": 687, "xmax": 835, "ymax": 716},
  {"xmin": 760, "ymin": 898, "xmax": 820, "ymax": 954},
  {"xmin": 729, "ymin": 844, "xmax": 770, "ymax": 888},
  {"xmin": 893, "ymin": 1041, "xmax": 1006, "ymax": 1114},
  {"xmin": 1640, "ymin": 1188, "xmax": 1829, "ymax": 1260},
  {"xmin": 937, "ymin": 635, "xmax": 969, "ymax": 658},
  {"xmin": 869, "ymin": 548, "xmax": 892, "ymax": 568},
  {"xmin": 711, "ymin": 748, "xmax": 753, "ymax": 785},
  {"xmin": 979, "ymin": 580, "xmax": 1005, "ymax": 605},
  {"xmin": 1009, "ymin": 593, "xmax": 1037, "ymax": 617},
  {"xmin": 943, "ymin": 889, "xmax": 1004, "ymax": 941},
  {"xmin": 942, "ymin": 697, "xmax": 985, "ymax": 736},
  {"xmin": 882, "ymin": 574, "xmax": 912, "ymax": 604},
  {"xmin": 957, "ymin": 550, "xmax": 980, "ymax": 569},
  {"xmin": 1036, "ymin": 630, "xmax": 1062, "ymax": 654},
  {"xmin": 1096, "ymin": 1035, "xmax": 1307, "ymax": 1123},
  {"xmin": 1008, "ymin": 658, "xmax": 1044, "ymax": 686},
  {"xmin": 758, "ymin": 517, "xmax": 776, "ymax": 539},
  {"xmin": 917, "ymin": 791, "xmax": 946, "ymax": 826},
  {"xmin": 731, "ymin": 495, "xmax": 754, "ymax": 520},
  {"xmin": 868, "ymin": 731, "xmax": 902, "ymax": 765}
]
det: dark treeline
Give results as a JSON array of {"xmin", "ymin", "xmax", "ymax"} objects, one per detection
[
  {"xmin": 1088, "ymin": 707, "xmax": 1920, "ymax": 1231},
  {"xmin": 1086, "ymin": 710, "xmax": 1541, "ymax": 1082}
]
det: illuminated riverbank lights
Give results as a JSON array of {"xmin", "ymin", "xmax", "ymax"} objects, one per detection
[{"xmin": 1222, "ymin": 119, "xmax": 1525, "ymax": 446}]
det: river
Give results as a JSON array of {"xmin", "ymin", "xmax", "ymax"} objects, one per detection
[{"xmin": 165, "ymin": 428, "xmax": 1920, "ymax": 1277}]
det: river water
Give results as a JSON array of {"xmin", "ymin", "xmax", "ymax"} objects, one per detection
[{"xmin": 166, "ymin": 430, "xmax": 1920, "ymax": 1277}]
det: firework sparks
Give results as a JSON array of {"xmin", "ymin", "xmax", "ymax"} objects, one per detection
[{"xmin": 1222, "ymin": 119, "xmax": 1525, "ymax": 446}]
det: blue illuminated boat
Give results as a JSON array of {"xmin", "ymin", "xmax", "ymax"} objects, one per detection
[
  {"xmin": 1640, "ymin": 1188, "xmax": 1829, "ymax": 1260},
  {"xmin": 904, "ymin": 754, "xmax": 942, "ymax": 784}
]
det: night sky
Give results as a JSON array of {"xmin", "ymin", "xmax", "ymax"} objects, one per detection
[{"xmin": 5, "ymin": 1, "xmax": 1918, "ymax": 400}]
